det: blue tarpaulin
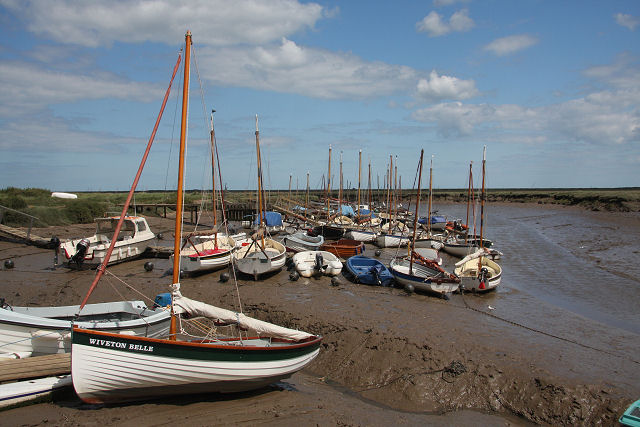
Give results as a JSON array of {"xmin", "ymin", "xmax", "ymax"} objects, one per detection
[
  {"xmin": 254, "ymin": 211, "xmax": 283, "ymax": 226},
  {"xmin": 341, "ymin": 205, "xmax": 355, "ymax": 217}
]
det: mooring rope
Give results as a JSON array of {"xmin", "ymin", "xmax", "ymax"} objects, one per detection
[{"xmin": 456, "ymin": 292, "xmax": 640, "ymax": 365}]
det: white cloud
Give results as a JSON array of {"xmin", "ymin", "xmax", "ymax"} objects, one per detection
[
  {"xmin": 416, "ymin": 9, "xmax": 474, "ymax": 37},
  {"xmin": 484, "ymin": 34, "xmax": 538, "ymax": 56},
  {"xmin": 433, "ymin": 0, "xmax": 469, "ymax": 7},
  {"xmin": 416, "ymin": 70, "xmax": 479, "ymax": 102},
  {"xmin": 0, "ymin": 61, "xmax": 162, "ymax": 116},
  {"xmin": 411, "ymin": 59, "xmax": 640, "ymax": 146},
  {"xmin": 0, "ymin": 0, "xmax": 326, "ymax": 48},
  {"xmin": 199, "ymin": 38, "xmax": 419, "ymax": 99},
  {"xmin": 615, "ymin": 13, "xmax": 639, "ymax": 30}
]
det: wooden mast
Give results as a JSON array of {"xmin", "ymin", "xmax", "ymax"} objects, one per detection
[
  {"xmin": 326, "ymin": 146, "xmax": 332, "ymax": 220},
  {"xmin": 386, "ymin": 155, "xmax": 392, "ymax": 223},
  {"xmin": 209, "ymin": 109, "xmax": 218, "ymax": 247},
  {"xmin": 409, "ymin": 149, "xmax": 424, "ymax": 274},
  {"xmin": 339, "ymin": 151, "xmax": 343, "ymax": 220},
  {"xmin": 255, "ymin": 115, "xmax": 265, "ymax": 248},
  {"xmin": 357, "ymin": 150, "xmax": 362, "ymax": 219},
  {"xmin": 305, "ymin": 172, "xmax": 310, "ymax": 223},
  {"xmin": 170, "ymin": 30, "xmax": 192, "ymax": 339},
  {"xmin": 479, "ymin": 145, "xmax": 486, "ymax": 250},
  {"xmin": 465, "ymin": 161, "xmax": 473, "ymax": 244},
  {"xmin": 427, "ymin": 155, "xmax": 433, "ymax": 235},
  {"xmin": 367, "ymin": 159, "xmax": 372, "ymax": 214}
]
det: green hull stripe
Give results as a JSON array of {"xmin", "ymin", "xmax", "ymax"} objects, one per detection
[{"xmin": 72, "ymin": 329, "xmax": 320, "ymax": 362}]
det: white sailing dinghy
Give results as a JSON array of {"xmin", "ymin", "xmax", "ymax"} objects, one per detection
[
  {"xmin": 71, "ymin": 32, "xmax": 321, "ymax": 404},
  {"xmin": 293, "ymin": 251, "xmax": 343, "ymax": 278},
  {"xmin": 235, "ymin": 115, "xmax": 286, "ymax": 279}
]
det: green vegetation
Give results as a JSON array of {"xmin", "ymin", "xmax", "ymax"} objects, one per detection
[{"xmin": 1, "ymin": 187, "xmax": 638, "ymax": 228}]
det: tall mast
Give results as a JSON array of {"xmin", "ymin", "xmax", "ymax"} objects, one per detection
[
  {"xmin": 357, "ymin": 150, "xmax": 362, "ymax": 218},
  {"xmin": 479, "ymin": 146, "xmax": 486, "ymax": 250},
  {"xmin": 465, "ymin": 161, "xmax": 473, "ymax": 244},
  {"xmin": 339, "ymin": 151, "xmax": 343, "ymax": 219},
  {"xmin": 209, "ymin": 109, "xmax": 218, "ymax": 247},
  {"xmin": 326, "ymin": 145, "xmax": 332, "ymax": 220},
  {"xmin": 393, "ymin": 157, "xmax": 398, "ymax": 227},
  {"xmin": 305, "ymin": 172, "xmax": 310, "ymax": 223},
  {"xmin": 386, "ymin": 155, "xmax": 392, "ymax": 222},
  {"xmin": 409, "ymin": 149, "xmax": 424, "ymax": 274},
  {"xmin": 170, "ymin": 30, "xmax": 192, "ymax": 339},
  {"xmin": 427, "ymin": 155, "xmax": 433, "ymax": 235},
  {"xmin": 255, "ymin": 115, "xmax": 265, "ymax": 247},
  {"xmin": 367, "ymin": 159, "xmax": 372, "ymax": 214}
]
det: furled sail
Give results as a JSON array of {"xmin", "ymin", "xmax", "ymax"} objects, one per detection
[{"xmin": 172, "ymin": 289, "xmax": 312, "ymax": 341}]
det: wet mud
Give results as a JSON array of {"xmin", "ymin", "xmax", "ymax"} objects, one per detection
[{"xmin": 0, "ymin": 204, "xmax": 638, "ymax": 425}]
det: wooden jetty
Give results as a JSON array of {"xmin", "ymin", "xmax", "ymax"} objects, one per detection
[
  {"xmin": 0, "ymin": 354, "xmax": 70, "ymax": 383},
  {"xmin": 0, "ymin": 224, "xmax": 51, "ymax": 248}
]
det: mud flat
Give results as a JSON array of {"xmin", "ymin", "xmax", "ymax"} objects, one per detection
[{"xmin": 0, "ymin": 204, "xmax": 638, "ymax": 425}]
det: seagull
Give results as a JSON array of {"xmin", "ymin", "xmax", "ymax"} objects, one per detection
[{"xmin": 488, "ymin": 305, "xmax": 495, "ymax": 310}]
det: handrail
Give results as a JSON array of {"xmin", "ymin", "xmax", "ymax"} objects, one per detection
[{"xmin": 0, "ymin": 204, "xmax": 40, "ymax": 221}]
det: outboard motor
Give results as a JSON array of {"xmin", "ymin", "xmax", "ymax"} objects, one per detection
[
  {"xmin": 478, "ymin": 267, "xmax": 489, "ymax": 290},
  {"xmin": 370, "ymin": 266, "xmax": 382, "ymax": 286},
  {"xmin": 49, "ymin": 236, "xmax": 61, "ymax": 268},
  {"xmin": 70, "ymin": 238, "xmax": 90, "ymax": 266},
  {"xmin": 314, "ymin": 252, "xmax": 324, "ymax": 273}
]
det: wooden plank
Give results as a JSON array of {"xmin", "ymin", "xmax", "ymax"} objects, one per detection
[
  {"xmin": 0, "ymin": 353, "xmax": 70, "ymax": 382},
  {"xmin": 0, "ymin": 224, "xmax": 51, "ymax": 247}
]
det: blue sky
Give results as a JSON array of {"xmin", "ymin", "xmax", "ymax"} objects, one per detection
[{"xmin": 0, "ymin": 0, "xmax": 638, "ymax": 192}]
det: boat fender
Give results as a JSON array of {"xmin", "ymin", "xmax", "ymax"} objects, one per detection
[{"xmin": 404, "ymin": 283, "xmax": 414, "ymax": 294}]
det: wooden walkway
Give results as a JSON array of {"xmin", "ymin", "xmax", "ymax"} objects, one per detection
[
  {"xmin": 0, "ymin": 353, "xmax": 70, "ymax": 382},
  {"xmin": 0, "ymin": 224, "xmax": 51, "ymax": 248}
]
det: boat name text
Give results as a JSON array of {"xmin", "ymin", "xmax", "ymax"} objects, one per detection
[{"xmin": 88, "ymin": 338, "xmax": 154, "ymax": 352}]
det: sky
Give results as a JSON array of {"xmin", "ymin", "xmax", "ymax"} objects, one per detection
[{"xmin": 0, "ymin": 0, "xmax": 638, "ymax": 192}]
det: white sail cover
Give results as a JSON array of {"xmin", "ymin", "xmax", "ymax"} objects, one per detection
[{"xmin": 172, "ymin": 290, "xmax": 313, "ymax": 341}]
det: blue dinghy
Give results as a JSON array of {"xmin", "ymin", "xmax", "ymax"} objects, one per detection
[
  {"xmin": 345, "ymin": 255, "xmax": 394, "ymax": 287},
  {"xmin": 620, "ymin": 399, "xmax": 640, "ymax": 427}
]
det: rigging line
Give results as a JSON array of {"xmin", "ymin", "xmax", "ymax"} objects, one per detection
[
  {"xmin": 163, "ymin": 50, "xmax": 184, "ymax": 200},
  {"xmin": 103, "ymin": 269, "xmax": 157, "ymax": 306}
]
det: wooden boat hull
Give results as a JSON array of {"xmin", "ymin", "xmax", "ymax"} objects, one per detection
[
  {"xmin": 454, "ymin": 256, "xmax": 502, "ymax": 293},
  {"xmin": 0, "ymin": 302, "xmax": 170, "ymax": 357},
  {"xmin": 293, "ymin": 251, "xmax": 342, "ymax": 278},
  {"xmin": 345, "ymin": 255, "xmax": 394, "ymax": 286},
  {"xmin": 320, "ymin": 239, "xmax": 365, "ymax": 259},
  {"xmin": 71, "ymin": 328, "xmax": 322, "ymax": 404},
  {"xmin": 389, "ymin": 257, "xmax": 459, "ymax": 296}
]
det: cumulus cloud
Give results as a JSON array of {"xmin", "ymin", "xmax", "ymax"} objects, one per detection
[
  {"xmin": 484, "ymin": 34, "xmax": 538, "ymax": 56},
  {"xmin": 615, "ymin": 13, "xmax": 639, "ymax": 30},
  {"xmin": 433, "ymin": 0, "xmax": 470, "ymax": 7},
  {"xmin": 411, "ymin": 58, "xmax": 640, "ymax": 145},
  {"xmin": 199, "ymin": 38, "xmax": 419, "ymax": 99},
  {"xmin": 0, "ymin": 0, "xmax": 326, "ymax": 48},
  {"xmin": 416, "ymin": 9, "xmax": 474, "ymax": 37},
  {"xmin": 416, "ymin": 70, "xmax": 479, "ymax": 102}
]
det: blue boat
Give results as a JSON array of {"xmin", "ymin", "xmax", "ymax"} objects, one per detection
[
  {"xmin": 345, "ymin": 255, "xmax": 394, "ymax": 287},
  {"xmin": 620, "ymin": 399, "xmax": 640, "ymax": 427},
  {"xmin": 418, "ymin": 215, "xmax": 447, "ymax": 230}
]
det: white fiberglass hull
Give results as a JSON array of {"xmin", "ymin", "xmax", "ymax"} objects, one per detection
[
  {"xmin": 173, "ymin": 236, "xmax": 236, "ymax": 274},
  {"xmin": 293, "ymin": 251, "xmax": 343, "ymax": 278},
  {"xmin": 389, "ymin": 258, "xmax": 459, "ymax": 296},
  {"xmin": 0, "ymin": 375, "xmax": 72, "ymax": 408},
  {"xmin": 71, "ymin": 329, "xmax": 321, "ymax": 404},
  {"xmin": 234, "ymin": 238, "xmax": 286, "ymax": 278},
  {"xmin": 344, "ymin": 229, "xmax": 377, "ymax": 243},
  {"xmin": 0, "ymin": 302, "xmax": 170, "ymax": 357},
  {"xmin": 374, "ymin": 234, "xmax": 409, "ymax": 248},
  {"xmin": 454, "ymin": 256, "xmax": 502, "ymax": 292}
]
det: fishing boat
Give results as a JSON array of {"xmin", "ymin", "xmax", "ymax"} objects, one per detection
[
  {"xmin": 320, "ymin": 238, "xmax": 365, "ymax": 259},
  {"xmin": 0, "ymin": 300, "xmax": 170, "ymax": 358},
  {"xmin": 234, "ymin": 116, "xmax": 287, "ymax": 279},
  {"xmin": 282, "ymin": 231, "xmax": 324, "ymax": 253},
  {"xmin": 60, "ymin": 216, "xmax": 155, "ymax": 267},
  {"xmin": 71, "ymin": 32, "xmax": 321, "ymax": 404},
  {"xmin": 453, "ymin": 147, "xmax": 503, "ymax": 292},
  {"xmin": 293, "ymin": 251, "xmax": 342, "ymax": 278},
  {"xmin": 345, "ymin": 255, "xmax": 394, "ymax": 287},
  {"xmin": 388, "ymin": 150, "xmax": 459, "ymax": 297}
]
